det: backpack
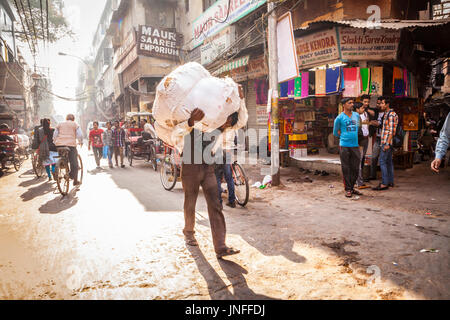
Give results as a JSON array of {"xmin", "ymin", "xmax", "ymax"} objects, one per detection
[{"xmin": 386, "ymin": 111, "xmax": 404, "ymax": 148}]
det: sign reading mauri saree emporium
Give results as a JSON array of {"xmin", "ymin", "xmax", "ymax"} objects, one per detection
[
  {"xmin": 339, "ymin": 27, "xmax": 401, "ymax": 61},
  {"xmin": 192, "ymin": 0, "xmax": 267, "ymax": 48},
  {"xmin": 138, "ymin": 25, "xmax": 181, "ymax": 60},
  {"xmin": 295, "ymin": 28, "xmax": 340, "ymax": 69}
]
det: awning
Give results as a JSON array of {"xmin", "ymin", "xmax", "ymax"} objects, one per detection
[
  {"xmin": 295, "ymin": 18, "xmax": 450, "ymax": 31},
  {"xmin": 212, "ymin": 55, "xmax": 250, "ymax": 76}
]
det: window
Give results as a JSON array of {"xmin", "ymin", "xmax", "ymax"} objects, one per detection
[
  {"xmin": 202, "ymin": 0, "xmax": 217, "ymax": 12},
  {"xmin": 185, "ymin": 0, "xmax": 189, "ymax": 12}
]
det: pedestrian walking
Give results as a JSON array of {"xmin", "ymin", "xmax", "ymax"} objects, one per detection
[
  {"xmin": 355, "ymin": 102, "xmax": 370, "ymax": 189},
  {"xmin": 333, "ymin": 97, "xmax": 362, "ymax": 198},
  {"xmin": 213, "ymin": 116, "xmax": 239, "ymax": 208},
  {"xmin": 373, "ymin": 96, "xmax": 398, "ymax": 191},
  {"xmin": 38, "ymin": 118, "xmax": 58, "ymax": 181},
  {"xmin": 88, "ymin": 121, "xmax": 104, "ymax": 168},
  {"xmin": 103, "ymin": 121, "xmax": 114, "ymax": 168},
  {"xmin": 368, "ymin": 97, "xmax": 384, "ymax": 180},
  {"xmin": 112, "ymin": 120, "xmax": 126, "ymax": 168},
  {"xmin": 431, "ymin": 112, "xmax": 450, "ymax": 173}
]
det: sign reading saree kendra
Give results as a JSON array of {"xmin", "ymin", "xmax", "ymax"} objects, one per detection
[
  {"xmin": 192, "ymin": 0, "xmax": 267, "ymax": 48},
  {"xmin": 295, "ymin": 28, "xmax": 340, "ymax": 69},
  {"xmin": 138, "ymin": 25, "xmax": 181, "ymax": 60},
  {"xmin": 339, "ymin": 27, "xmax": 401, "ymax": 60}
]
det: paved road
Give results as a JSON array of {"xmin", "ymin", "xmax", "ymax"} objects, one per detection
[{"xmin": 0, "ymin": 146, "xmax": 448, "ymax": 299}]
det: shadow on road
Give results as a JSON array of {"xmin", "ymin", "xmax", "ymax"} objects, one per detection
[
  {"xmin": 39, "ymin": 188, "xmax": 79, "ymax": 214},
  {"xmin": 196, "ymin": 213, "xmax": 306, "ymax": 265},
  {"xmin": 186, "ymin": 245, "xmax": 276, "ymax": 300},
  {"xmin": 19, "ymin": 177, "xmax": 45, "ymax": 188},
  {"xmin": 20, "ymin": 181, "xmax": 55, "ymax": 202}
]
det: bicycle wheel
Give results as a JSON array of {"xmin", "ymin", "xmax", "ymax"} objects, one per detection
[
  {"xmin": 32, "ymin": 153, "xmax": 44, "ymax": 178},
  {"xmin": 127, "ymin": 146, "xmax": 133, "ymax": 166},
  {"xmin": 55, "ymin": 160, "xmax": 70, "ymax": 196},
  {"xmin": 232, "ymin": 162, "xmax": 249, "ymax": 207},
  {"xmin": 160, "ymin": 156, "xmax": 178, "ymax": 191},
  {"xmin": 149, "ymin": 145, "xmax": 157, "ymax": 171},
  {"xmin": 77, "ymin": 154, "xmax": 83, "ymax": 185},
  {"xmin": 12, "ymin": 153, "xmax": 20, "ymax": 171}
]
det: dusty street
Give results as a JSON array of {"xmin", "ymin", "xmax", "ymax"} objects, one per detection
[{"xmin": 0, "ymin": 146, "xmax": 449, "ymax": 300}]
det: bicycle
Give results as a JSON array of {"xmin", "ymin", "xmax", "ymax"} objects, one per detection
[
  {"xmin": 230, "ymin": 161, "xmax": 249, "ymax": 207},
  {"xmin": 160, "ymin": 143, "xmax": 181, "ymax": 191},
  {"xmin": 31, "ymin": 150, "xmax": 45, "ymax": 178},
  {"xmin": 54, "ymin": 147, "xmax": 83, "ymax": 196}
]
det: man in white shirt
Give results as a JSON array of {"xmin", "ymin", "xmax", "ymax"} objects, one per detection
[
  {"xmin": 142, "ymin": 119, "xmax": 157, "ymax": 139},
  {"xmin": 355, "ymin": 102, "xmax": 370, "ymax": 189}
]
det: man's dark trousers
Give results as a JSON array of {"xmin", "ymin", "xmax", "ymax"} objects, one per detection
[
  {"xmin": 68, "ymin": 147, "xmax": 79, "ymax": 181},
  {"xmin": 181, "ymin": 163, "xmax": 227, "ymax": 254},
  {"xmin": 339, "ymin": 146, "xmax": 361, "ymax": 191}
]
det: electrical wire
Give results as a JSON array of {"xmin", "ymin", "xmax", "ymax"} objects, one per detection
[
  {"xmin": 39, "ymin": 0, "xmax": 46, "ymax": 44},
  {"xmin": 46, "ymin": 0, "xmax": 49, "ymax": 42},
  {"xmin": 26, "ymin": 0, "xmax": 39, "ymax": 44},
  {"xmin": 18, "ymin": 0, "xmax": 37, "ymax": 53},
  {"xmin": 12, "ymin": 0, "xmax": 34, "ymax": 55}
]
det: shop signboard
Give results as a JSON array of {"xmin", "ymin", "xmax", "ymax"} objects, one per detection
[
  {"xmin": 230, "ymin": 55, "xmax": 267, "ymax": 82},
  {"xmin": 339, "ymin": 27, "xmax": 401, "ymax": 61},
  {"xmin": 277, "ymin": 12, "xmax": 299, "ymax": 83},
  {"xmin": 295, "ymin": 27, "xmax": 340, "ymax": 70},
  {"xmin": 192, "ymin": 0, "xmax": 267, "ymax": 48},
  {"xmin": 256, "ymin": 105, "xmax": 269, "ymax": 125},
  {"xmin": 200, "ymin": 26, "xmax": 235, "ymax": 66},
  {"xmin": 137, "ymin": 25, "xmax": 181, "ymax": 60},
  {"xmin": 5, "ymin": 98, "xmax": 25, "ymax": 111},
  {"xmin": 113, "ymin": 30, "xmax": 136, "ymax": 68}
]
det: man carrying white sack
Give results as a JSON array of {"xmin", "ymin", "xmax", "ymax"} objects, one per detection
[{"xmin": 169, "ymin": 85, "xmax": 248, "ymax": 259}]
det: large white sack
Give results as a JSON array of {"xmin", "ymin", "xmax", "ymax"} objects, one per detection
[
  {"xmin": 173, "ymin": 76, "xmax": 241, "ymax": 133},
  {"xmin": 153, "ymin": 62, "xmax": 211, "ymax": 128},
  {"xmin": 13, "ymin": 134, "xmax": 30, "ymax": 149}
]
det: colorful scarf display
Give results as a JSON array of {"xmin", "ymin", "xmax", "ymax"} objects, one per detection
[
  {"xmin": 343, "ymin": 67, "xmax": 360, "ymax": 97},
  {"xmin": 370, "ymin": 66, "xmax": 383, "ymax": 96},
  {"xmin": 254, "ymin": 79, "xmax": 268, "ymax": 105},
  {"xmin": 360, "ymin": 68, "xmax": 371, "ymax": 94},
  {"xmin": 301, "ymin": 72, "xmax": 309, "ymax": 98},
  {"xmin": 393, "ymin": 66, "xmax": 404, "ymax": 97},
  {"xmin": 325, "ymin": 67, "xmax": 341, "ymax": 95},
  {"xmin": 315, "ymin": 69, "xmax": 326, "ymax": 96},
  {"xmin": 287, "ymin": 79, "xmax": 295, "ymax": 98},
  {"xmin": 294, "ymin": 75, "xmax": 302, "ymax": 99},
  {"xmin": 279, "ymin": 81, "xmax": 289, "ymax": 100},
  {"xmin": 308, "ymin": 71, "xmax": 316, "ymax": 97}
]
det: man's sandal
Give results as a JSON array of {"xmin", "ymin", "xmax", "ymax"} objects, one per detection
[
  {"xmin": 345, "ymin": 191, "xmax": 353, "ymax": 198},
  {"xmin": 372, "ymin": 184, "xmax": 389, "ymax": 191},
  {"xmin": 216, "ymin": 247, "xmax": 240, "ymax": 259},
  {"xmin": 352, "ymin": 189, "xmax": 363, "ymax": 196}
]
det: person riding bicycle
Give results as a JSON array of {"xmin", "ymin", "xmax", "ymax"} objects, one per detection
[{"xmin": 53, "ymin": 114, "xmax": 83, "ymax": 186}]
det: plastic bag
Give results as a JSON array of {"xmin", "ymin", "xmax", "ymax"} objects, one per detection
[{"xmin": 153, "ymin": 62, "xmax": 211, "ymax": 129}]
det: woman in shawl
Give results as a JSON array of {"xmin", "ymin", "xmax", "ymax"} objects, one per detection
[{"xmin": 38, "ymin": 118, "xmax": 58, "ymax": 181}]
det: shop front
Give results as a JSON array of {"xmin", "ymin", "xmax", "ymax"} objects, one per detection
[{"xmin": 277, "ymin": 24, "xmax": 426, "ymax": 174}]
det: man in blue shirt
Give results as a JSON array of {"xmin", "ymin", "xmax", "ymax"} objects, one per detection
[
  {"xmin": 333, "ymin": 97, "xmax": 362, "ymax": 198},
  {"xmin": 431, "ymin": 113, "xmax": 450, "ymax": 172}
]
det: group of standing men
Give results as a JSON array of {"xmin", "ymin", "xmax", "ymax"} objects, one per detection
[{"xmin": 333, "ymin": 95, "xmax": 399, "ymax": 198}]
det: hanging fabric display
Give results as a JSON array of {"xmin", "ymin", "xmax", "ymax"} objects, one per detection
[
  {"xmin": 287, "ymin": 79, "xmax": 295, "ymax": 98},
  {"xmin": 343, "ymin": 67, "xmax": 360, "ymax": 97},
  {"xmin": 393, "ymin": 66, "xmax": 404, "ymax": 97},
  {"xmin": 254, "ymin": 79, "xmax": 268, "ymax": 105},
  {"xmin": 360, "ymin": 68, "xmax": 371, "ymax": 94},
  {"xmin": 325, "ymin": 67, "xmax": 341, "ymax": 95},
  {"xmin": 315, "ymin": 69, "xmax": 326, "ymax": 96},
  {"xmin": 294, "ymin": 75, "xmax": 302, "ymax": 99},
  {"xmin": 301, "ymin": 72, "xmax": 309, "ymax": 98},
  {"xmin": 340, "ymin": 67, "xmax": 345, "ymax": 92},
  {"xmin": 369, "ymin": 66, "xmax": 383, "ymax": 96},
  {"xmin": 308, "ymin": 71, "xmax": 316, "ymax": 97},
  {"xmin": 403, "ymin": 69, "xmax": 409, "ymax": 97},
  {"xmin": 279, "ymin": 81, "xmax": 289, "ymax": 100}
]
